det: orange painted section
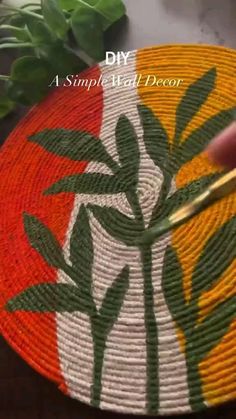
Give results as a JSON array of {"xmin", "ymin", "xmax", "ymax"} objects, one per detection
[{"xmin": 136, "ymin": 46, "xmax": 236, "ymax": 406}]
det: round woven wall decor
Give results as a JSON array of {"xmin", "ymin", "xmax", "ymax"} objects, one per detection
[{"xmin": 0, "ymin": 45, "xmax": 236, "ymax": 416}]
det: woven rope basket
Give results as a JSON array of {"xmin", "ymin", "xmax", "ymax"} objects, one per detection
[{"xmin": 0, "ymin": 45, "xmax": 235, "ymax": 416}]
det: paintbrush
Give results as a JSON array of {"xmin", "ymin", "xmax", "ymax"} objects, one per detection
[{"xmin": 141, "ymin": 168, "xmax": 236, "ymax": 244}]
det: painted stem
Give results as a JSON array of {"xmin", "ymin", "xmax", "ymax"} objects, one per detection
[
  {"xmin": 185, "ymin": 341, "xmax": 205, "ymax": 411},
  {"xmin": 91, "ymin": 321, "xmax": 106, "ymax": 408},
  {"xmin": 141, "ymin": 244, "xmax": 159, "ymax": 414}
]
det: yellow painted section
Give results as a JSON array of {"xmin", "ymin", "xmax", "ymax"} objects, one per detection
[{"xmin": 137, "ymin": 45, "xmax": 236, "ymax": 407}]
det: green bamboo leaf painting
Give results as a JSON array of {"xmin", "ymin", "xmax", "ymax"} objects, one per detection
[
  {"xmin": 44, "ymin": 173, "xmax": 127, "ymax": 195},
  {"xmin": 138, "ymin": 104, "xmax": 169, "ymax": 171},
  {"xmin": 115, "ymin": 115, "xmax": 140, "ymax": 181},
  {"xmin": 88, "ymin": 204, "xmax": 143, "ymax": 246},
  {"xmin": 192, "ymin": 216, "xmax": 236, "ymax": 300},
  {"xmin": 91, "ymin": 265, "xmax": 129, "ymax": 407},
  {"xmin": 190, "ymin": 296, "xmax": 236, "ymax": 362},
  {"xmin": 152, "ymin": 173, "xmax": 221, "ymax": 223},
  {"xmin": 23, "ymin": 213, "xmax": 65, "ymax": 269},
  {"xmin": 70, "ymin": 204, "xmax": 93, "ymax": 293},
  {"xmin": 29, "ymin": 128, "xmax": 117, "ymax": 171},
  {"xmin": 174, "ymin": 67, "xmax": 216, "ymax": 142},
  {"xmin": 6, "ymin": 283, "xmax": 92, "ymax": 313},
  {"xmin": 162, "ymin": 245, "xmax": 187, "ymax": 331},
  {"xmin": 174, "ymin": 108, "xmax": 234, "ymax": 171},
  {"xmin": 98, "ymin": 265, "xmax": 129, "ymax": 334}
]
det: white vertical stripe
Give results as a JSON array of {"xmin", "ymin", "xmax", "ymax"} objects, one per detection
[{"xmin": 56, "ymin": 51, "xmax": 190, "ymax": 414}]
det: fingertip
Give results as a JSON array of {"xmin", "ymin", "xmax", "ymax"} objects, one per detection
[{"xmin": 206, "ymin": 122, "xmax": 236, "ymax": 169}]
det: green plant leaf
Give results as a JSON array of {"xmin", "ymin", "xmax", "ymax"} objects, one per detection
[
  {"xmin": 162, "ymin": 245, "xmax": 188, "ymax": 330},
  {"xmin": 94, "ymin": 0, "xmax": 126, "ymax": 30},
  {"xmin": 41, "ymin": 0, "xmax": 69, "ymax": 39},
  {"xmin": 192, "ymin": 216, "xmax": 236, "ymax": 301},
  {"xmin": 23, "ymin": 213, "xmax": 65, "ymax": 269},
  {"xmin": 115, "ymin": 114, "xmax": 140, "ymax": 182},
  {"xmin": 40, "ymin": 42, "xmax": 86, "ymax": 77},
  {"xmin": 138, "ymin": 104, "xmax": 169, "ymax": 171},
  {"xmin": 27, "ymin": 19, "xmax": 56, "ymax": 44},
  {"xmin": 6, "ymin": 79, "xmax": 46, "ymax": 106},
  {"xmin": 6, "ymin": 283, "xmax": 92, "ymax": 313},
  {"xmin": 11, "ymin": 56, "xmax": 51, "ymax": 84},
  {"xmin": 71, "ymin": 5, "xmax": 104, "ymax": 61},
  {"xmin": 88, "ymin": 204, "xmax": 142, "ymax": 246},
  {"xmin": 174, "ymin": 108, "xmax": 235, "ymax": 171},
  {"xmin": 59, "ymin": 0, "xmax": 81, "ymax": 10},
  {"xmin": 60, "ymin": 0, "xmax": 125, "ymax": 30},
  {"xmin": 98, "ymin": 265, "xmax": 129, "ymax": 335},
  {"xmin": 44, "ymin": 173, "xmax": 127, "ymax": 195},
  {"xmin": 0, "ymin": 95, "xmax": 15, "ymax": 118},
  {"xmin": 152, "ymin": 173, "xmax": 221, "ymax": 223},
  {"xmin": 190, "ymin": 296, "xmax": 236, "ymax": 362},
  {"xmin": 174, "ymin": 67, "xmax": 216, "ymax": 142},
  {"xmin": 29, "ymin": 128, "xmax": 116, "ymax": 171}
]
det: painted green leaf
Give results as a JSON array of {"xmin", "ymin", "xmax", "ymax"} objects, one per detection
[
  {"xmin": 98, "ymin": 265, "xmax": 129, "ymax": 335},
  {"xmin": 70, "ymin": 204, "xmax": 93, "ymax": 293},
  {"xmin": 115, "ymin": 115, "xmax": 140, "ymax": 180},
  {"xmin": 190, "ymin": 296, "xmax": 236, "ymax": 362},
  {"xmin": 71, "ymin": 5, "xmax": 104, "ymax": 61},
  {"xmin": 29, "ymin": 129, "xmax": 116, "ymax": 171},
  {"xmin": 23, "ymin": 213, "xmax": 65, "ymax": 269},
  {"xmin": 88, "ymin": 204, "xmax": 142, "ymax": 246},
  {"xmin": 192, "ymin": 216, "xmax": 236, "ymax": 300},
  {"xmin": 138, "ymin": 104, "xmax": 169, "ymax": 171},
  {"xmin": 41, "ymin": 0, "xmax": 68, "ymax": 39},
  {"xmin": 174, "ymin": 108, "xmax": 234, "ymax": 171},
  {"xmin": 152, "ymin": 173, "xmax": 221, "ymax": 223},
  {"xmin": 162, "ymin": 245, "xmax": 187, "ymax": 331},
  {"xmin": 174, "ymin": 67, "xmax": 216, "ymax": 142},
  {"xmin": 6, "ymin": 283, "xmax": 92, "ymax": 313},
  {"xmin": 44, "ymin": 173, "xmax": 127, "ymax": 195}
]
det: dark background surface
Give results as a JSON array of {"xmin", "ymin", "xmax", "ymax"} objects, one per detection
[{"xmin": 0, "ymin": 1, "xmax": 236, "ymax": 418}]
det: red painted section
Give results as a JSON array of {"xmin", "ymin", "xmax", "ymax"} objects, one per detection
[{"xmin": 0, "ymin": 66, "xmax": 103, "ymax": 391}]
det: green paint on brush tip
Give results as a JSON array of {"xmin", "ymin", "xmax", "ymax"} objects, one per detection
[{"xmin": 141, "ymin": 219, "xmax": 171, "ymax": 245}]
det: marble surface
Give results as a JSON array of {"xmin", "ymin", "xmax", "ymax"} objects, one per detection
[{"xmin": 114, "ymin": 0, "xmax": 236, "ymax": 51}]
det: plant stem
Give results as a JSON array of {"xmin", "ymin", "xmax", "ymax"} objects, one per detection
[
  {"xmin": 0, "ymin": 42, "xmax": 33, "ymax": 49},
  {"xmin": 149, "ymin": 172, "xmax": 173, "ymax": 228},
  {"xmin": 91, "ymin": 320, "xmax": 106, "ymax": 408},
  {"xmin": 0, "ymin": 24, "xmax": 28, "ymax": 33},
  {"xmin": 185, "ymin": 340, "xmax": 205, "ymax": 411},
  {"xmin": 0, "ymin": 5, "xmax": 43, "ymax": 20},
  {"xmin": 0, "ymin": 37, "xmax": 19, "ymax": 42},
  {"xmin": 141, "ymin": 244, "xmax": 159, "ymax": 414},
  {"xmin": 0, "ymin": 74, "xmax": 10, "ymax": 80},
  {"xmin": 126, "ymin": 189, "xmax": 159, "ymax": 413}
]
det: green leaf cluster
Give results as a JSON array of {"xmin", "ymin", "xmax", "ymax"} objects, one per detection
[
  {"xmin": 162, "ymin": 217, "xmax": 236, "ymax": 409},
  {"xmin": 0, "ymin": 0, "xmax": 126, "ymax": 117},
  {"xmin": 138, "ymin": 68, "xmax": 235, "ymax": 228},
  {"xmin": 6, "ymin": 206, "xmax": 129, "ymax": 406}
]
